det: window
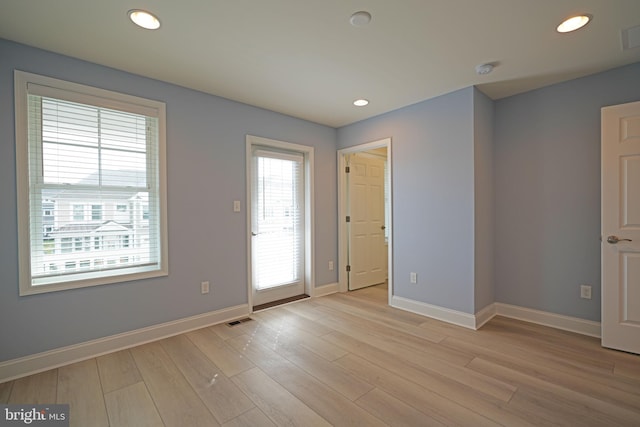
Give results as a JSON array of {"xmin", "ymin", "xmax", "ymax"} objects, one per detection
[
  {"xmin": 91, "ymin": 204, "xmax": 103, "ymax": 220},
  {"xmin": 72, "ymin": 204, "xmax": 84, "ymax": 221},
  {"xmin": 61, "ymin": 238, "xmax": 72, "ymax": 253},
  {"xmin": 15, "ymin": 71, "xmax": 168, "ymax": 295}
]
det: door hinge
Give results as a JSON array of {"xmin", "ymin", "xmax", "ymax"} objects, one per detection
[
  {"xmin": 345, "ymin": 166, "xmax": 350, "ymax": 173},
  {"xmin": 346, "ymin": 265, "xmax": 351, "ymax": 272},
  {"xmin": 346, "ymin": 216, "xmax": 351, "ymax": 222}
]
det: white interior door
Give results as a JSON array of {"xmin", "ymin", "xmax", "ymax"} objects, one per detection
[
  {"xmin": 250, "ymin": 147, "xmax": 305, "ymax": 306},
  {"xmin": 348, "ymin": 154, "xmax": 387, "ymax": 290},
  {"xmin": 602, "ymin": 100, "xmax": 640, "ymax": 354}
]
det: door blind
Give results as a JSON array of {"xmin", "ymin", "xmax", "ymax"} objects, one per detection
[{"xmin": 252, "ymin": 148, "xmax": 304, "ymax": 290}]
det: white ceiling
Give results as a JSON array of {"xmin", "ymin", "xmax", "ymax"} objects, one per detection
[{"xmin": 1, "ymin": 0, "xmax": 639, "ymax": 127}]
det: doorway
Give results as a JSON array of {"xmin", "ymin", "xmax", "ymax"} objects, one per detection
[
  {"xmin": 246, "ymin": 135, "xmax": 314, "ymax": 309},
  {"xmin": 338, "ymin": 138, "xmax": 392, "ymax": 302}
]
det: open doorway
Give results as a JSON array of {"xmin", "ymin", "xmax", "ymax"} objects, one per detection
[{"xmin": 338, "ymin": 138, "xmax": 392, "ymax": 303}]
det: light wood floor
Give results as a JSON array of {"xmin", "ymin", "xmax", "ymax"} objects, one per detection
[{"xmin": 1, "ymin": 284, "xmax": 639, "ymax": 426}]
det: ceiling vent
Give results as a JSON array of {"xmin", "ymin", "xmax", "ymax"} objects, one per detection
[{"xmin": 621, "ymin": 25, "xmax": 640, "ymax": 50}]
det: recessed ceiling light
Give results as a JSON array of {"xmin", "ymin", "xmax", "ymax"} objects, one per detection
[
  {"xmin": 353, "ymin": 99, "xmax": 369, "ymax": 107},
  {"xmin": 128, "ymin": 9, "xmax": 161, "ymax": 30},
  {"xmin": 350, "ymin": 11, "xmax": 372, "ymax": 27},
  {"xmin": 557, "ymin": 14, "xmax": 591, "ymax": 33}
]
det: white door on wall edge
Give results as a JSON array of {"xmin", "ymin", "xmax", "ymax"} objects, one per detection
[{"xmin": 601, "ymin": 100, "xmax": 640, "ymax": 355}]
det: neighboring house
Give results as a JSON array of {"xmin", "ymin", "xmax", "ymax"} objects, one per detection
[{"xmin": 35, "ymin": 172, "xmax": 150, "ymax": 276}]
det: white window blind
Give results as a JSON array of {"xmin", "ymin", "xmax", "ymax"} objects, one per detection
[
  {"xmin": 252, "ymin": 148, "xmax": 304, "ymax": 290},
  {"xmin": 15, "ymin": 71, "xmax": 167, "ymax": 294}
]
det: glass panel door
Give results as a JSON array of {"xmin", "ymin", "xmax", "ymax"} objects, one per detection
[{"xmin": 251, "ymin": 147, "xmax": 304, "ymax": 305}]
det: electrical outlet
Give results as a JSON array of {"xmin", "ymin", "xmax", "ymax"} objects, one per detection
[
  {"xmin": 233, "ymin": 200, "xmax": 241, "ymax": 212},
  {"xmin": 329, "ymin": 261, "xmax": 334, "ymax": 271},
  {"xmin": 201, "ymin": 281, "xmax": 210, "ymax": 294},
  {"xmin": 410, "ymin": 272, "xmax": 417, "ymax": 284},
  {"xmin": 580, "ymin": 284, "xmax": 591, "ymax": 300}
]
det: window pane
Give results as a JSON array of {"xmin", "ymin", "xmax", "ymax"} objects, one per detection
[
  {"xmin": 253, "ymin": 154, "xmax": 304, "ymax": 290},
  {"xmin": 100, "ymin": 109, "xmax": 148, "ymax": 151},
  {"xmin": 42, "ymin": 98, "xmax": 98, "ymax": 147},
  {"xmin": 43, "ymin": 142, "xmax": 99, "ymax": 185},
  {"xmin": 101, "ymin": 149, "xmax": 147, "ymax": 187}
]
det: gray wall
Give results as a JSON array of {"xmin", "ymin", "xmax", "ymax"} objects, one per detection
[
  {"xmin": 0, "ymin": 39, "xmax": 338, "ymax": 362},
  {"xmin": 337, "ymin": 88, "xmax": 477, "ymax": 314},
  {"xmin": 494, "ymin": 61, "xmax": 640, "ymax": 322},
  {"xmin": 473, "ymin": 88, "xmax": 495, "ymax": 312}
]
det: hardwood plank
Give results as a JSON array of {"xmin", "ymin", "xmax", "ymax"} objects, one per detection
[
  {"xmin": 614, "ymin": 358, "xmax": 640, "ymax": 382},
  {"xmin": 235, "ymin": 320, "xmax": 374, "ymax": 400},
  {"xmin": 131, "ymin": 341, "xmax": 220, "ymax": 427},
  {"xmin": 335, "ymin": 354, "xmax": 501, "ymax": 427},
  {"xmin": 227, "ymin": 333, "xmax": 387, "ymax": 427},
  {"xmin": 313, "ymin": 304, "xmax": 474, "ymax": 367},
  {"xmin": 468, "ymin": 357, "xmax": 640, "ymax": 426},
  {"xmin": 187, "ymin": 328, "xmax": 254, "ymax": 377},
  {"xmin": 433, "ymin": 323, "xmax": 637, "ymax": 393},
  {"xmin": 508, "ymin": 386, "xmax": 629, "ymax": 427},
  {"xmin": 222, "ymin": 407, "xmax": 276, "ymax": 427},
  {"xmin": 209, "ymin": 322, "xmax": 250, "ymax": 341},
  {"xmin": 487, "ymin": 316, "xmax": 636, "ymax": 366},
  {"xmin": 322, "ymin": 331, "xmax": 537, "ymax": 427},
  {"xmin": 160, "ymin": 334, "xmax": 254, "ymax": 424},
  {"xmin": 313, "ymin": 308, "xmax": 516, "ymax": 403},
  {"xmin": 9, "ymin": 370, "xmax": 57, "ymax": 404},
  {"xmin": 231, "ymin": 367, "xmax": 331, "ymax": 427},
  {"xmin": 322, "ymin": 290, "xmax": 427, "ymax": 325},
  {"xmin": 57, "ymin": 359, "xmax": 109, "ymax": 427},
  {"xmin": 104, "ymin": 382, "xmax": 164, "ymax": 427},
  {"xmin": 356, "ymin": 387, "xmax": 445, "ymax": 427},
  {"xmin": 0, "ymin": 381, "xmax": 12, "ymax": 403},
  {"xmin": 479, "ymin": 319, "xmax": 616, "ymax": 374},
  {"xmin": 252, "ymin": 306, "xmax": 333, "ymax": 337},
  {"xmin": 250, "ymin": 314, "xmax": 348, "ymax": 361},
  {"xmin": 443, "ymin": 336, "xmax": 640, "ymax": 411},
  {"xmin": 96, "ymin": 349, "xmax": 142, "ymax": 394},
  {"xmin": 281, "ymin": 298, "xmax": 323, "ymax": 321},
  {"xmin": 313, "ymin": 293, "xmax": 446, "ymax": 342}
]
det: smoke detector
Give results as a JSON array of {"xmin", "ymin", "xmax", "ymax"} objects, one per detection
[
  {"xmin": 350, "ymin": 11, "xmax": 371, "ymax": 27},
  {"xmin": 475, "ymin": 63, "xmax": 494, "ymax": 75}
]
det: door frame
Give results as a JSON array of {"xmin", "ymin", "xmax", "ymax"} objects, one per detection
[
  {"xmin": 338, "ymin": 138, "xmax": 393, "ymax": 303},
  {"xmin": 246, "ymin": 135, "xmax": 315, "ymax": 310}
]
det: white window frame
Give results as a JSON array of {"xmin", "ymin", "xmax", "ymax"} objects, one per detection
[{"xmin": 15, "ymin": 70, "xmax": 169, "ymax": 296}]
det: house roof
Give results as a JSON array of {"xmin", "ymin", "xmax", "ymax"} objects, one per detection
[
  {"xmin": 1, "ymin": 1, "xmax": 639, "ymax": 127},
  {"xmin": 53, "ymin": 220, "xmax": 132, "ymax": 236}
]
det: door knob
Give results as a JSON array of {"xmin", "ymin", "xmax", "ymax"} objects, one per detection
[{"xmin": 607, "ymin": 235, "xmax": 632, "ymax": 244}]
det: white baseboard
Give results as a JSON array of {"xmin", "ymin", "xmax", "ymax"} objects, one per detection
[
  {"xmin": 391, "ymin": 296, "xmax": 477, "ymax": 329},
  {"xmin": 389, "ymin": 297, "xmax": 600, "ymax": 338},
  {"xmin": 474, "ymin": 303, "xmax": 497, "ymax": 329},
  {"xmin": 495, "ymin": 303, "xmax": 601, "ymax": 338},
  {"xmin": 0, "ymin": 304, "xmax": 250, "ymax": 383},
  {"xmin": 312, "ymin": 282, "xmax": 338, "ymax": 298}
]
